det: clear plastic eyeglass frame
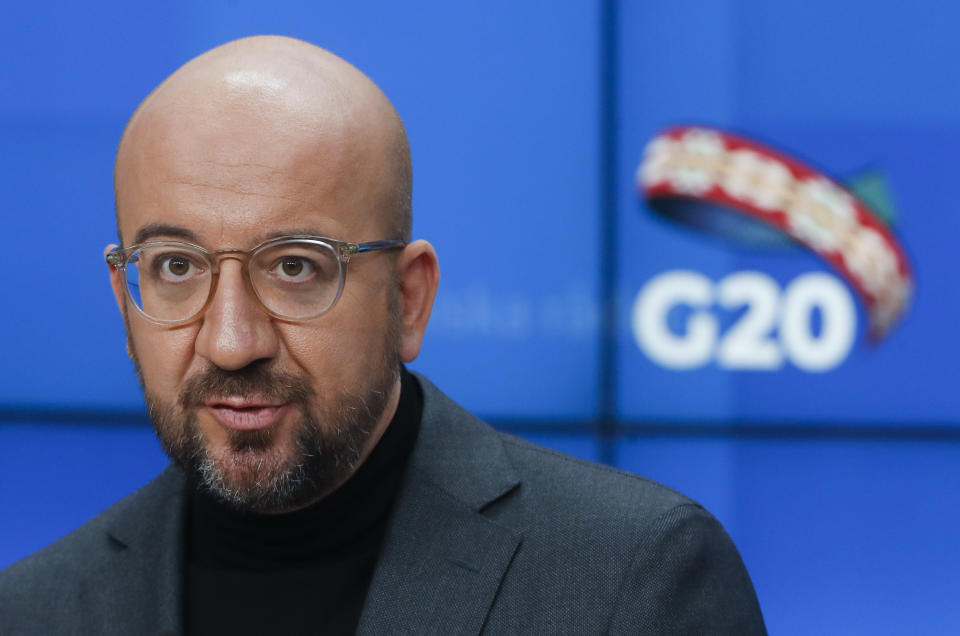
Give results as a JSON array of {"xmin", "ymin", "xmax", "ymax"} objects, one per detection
[{"xmin": 105, "ymin": 235, "xmax": 406, "ymax": 325}]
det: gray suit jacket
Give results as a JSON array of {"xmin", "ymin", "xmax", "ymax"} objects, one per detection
[{"xmin": 0, "ymin": 376, "xmax": 766, "ymax": 635}]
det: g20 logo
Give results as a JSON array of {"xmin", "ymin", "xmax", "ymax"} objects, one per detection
[
  {"xmin": 632, "ymin": 270, "xmax": 856, "ymax": 372},
  {"xmin": 635, "ymin": 127, "xmax": 913, "ymax": 374}
]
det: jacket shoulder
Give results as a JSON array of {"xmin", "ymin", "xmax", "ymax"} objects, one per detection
[
  {"xmin": 481, "ymin": 434, "xmax": 766, "ymax": 634},
  {"xmin": 498, "ymin": 432, "xmax": 695, "ymax": 518}
]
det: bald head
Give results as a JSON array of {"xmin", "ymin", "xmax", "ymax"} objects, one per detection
[{"xmin": 114, "ymin": 36, "xmax": 411, "ymax": 245}]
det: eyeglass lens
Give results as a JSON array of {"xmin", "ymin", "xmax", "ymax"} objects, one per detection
[{"xmin": 123, "ymin": 240, "xmax": 343, "ymax": 322}]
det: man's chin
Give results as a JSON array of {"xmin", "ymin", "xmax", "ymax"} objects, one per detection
[{"xmin": 195, "ymin": 442, "xmax": 309, "ymax": 512}]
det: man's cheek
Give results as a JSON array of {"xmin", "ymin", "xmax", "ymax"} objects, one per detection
[
  {"xmin": 279, "ymin": 327, "xmax": 342, "ymax": 375},
  {"xmin": 133, "ymin": 327, "xmax": 201, "ymax": 388}
]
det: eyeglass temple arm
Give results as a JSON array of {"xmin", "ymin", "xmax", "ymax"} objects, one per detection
[
  {"xmin": 355, "ymin": 239, "xmax": 406, "ymax": 253},
  {"xmin": 345, "ymin": 240, "xmax": 407, "ymax": 259}
]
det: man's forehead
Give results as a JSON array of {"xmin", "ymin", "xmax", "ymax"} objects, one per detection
[
  {"xmin": 125, "ymin": 90, "xmax": 363, "ymax": 180},
  {"xmin": 114, "ymin": 155, "xmax": 379, "ymax": 244}
]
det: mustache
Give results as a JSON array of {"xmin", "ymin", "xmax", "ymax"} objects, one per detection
[{"xmin": 178, "ymin": 362, "xmax": 314, "ymax": 408}]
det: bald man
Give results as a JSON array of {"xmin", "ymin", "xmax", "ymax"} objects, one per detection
[{"xmin": 0, "ymin": 37, "xmax": 766, "ymax": 635}]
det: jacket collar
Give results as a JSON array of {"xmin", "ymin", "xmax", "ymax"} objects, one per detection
[
  {"xmin": 404, "ymin": 372, "xmax": 520, "ymax": 511},
  {"xmin": 357, "ymin": 373, "xmax": 522, "ymax": 634}
]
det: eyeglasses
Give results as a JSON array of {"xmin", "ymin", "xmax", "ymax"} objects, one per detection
[{"xmin": 105, "ymin": 235, "xmax": 405, "ymax": 325}]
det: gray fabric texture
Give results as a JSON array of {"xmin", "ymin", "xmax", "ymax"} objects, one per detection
[{"xmin": 0, "ymin": 374, "xmax": 766, "ymax": 635}]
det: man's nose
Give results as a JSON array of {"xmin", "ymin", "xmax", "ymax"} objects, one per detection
[{"xmin": 194, "ymin": 260, "xmax": 280, "ymax": 370}]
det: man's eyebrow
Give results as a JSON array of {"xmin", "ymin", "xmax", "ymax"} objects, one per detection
[
  {"xmin": 133, "ymin": 224, "xmax": 201, "ymax": 245},
  {"xmin": 261, "ymin": 228, "xmax": 342, "ymax": 241}
]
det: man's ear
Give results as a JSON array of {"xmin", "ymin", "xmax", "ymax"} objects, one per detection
[
  {"xmin": 395, "ymin": 240, "xmax": 440, "ymax": 363},
  {"xmin": 104, "ymin": 244, "xmax": 134, "ymax": 359}
]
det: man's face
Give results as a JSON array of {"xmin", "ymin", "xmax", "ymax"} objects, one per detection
[{"xmin": 111, "ymin": 81, "xmax": 404, "ymax": 513}]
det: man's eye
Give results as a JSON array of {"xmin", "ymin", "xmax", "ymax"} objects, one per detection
[
  {"xmin": 156, "ymin": 254, "xmax": 201, "ymax": 280},
  {"xmin": 274, "ymin": 257, "xmax": 315, "ymax": 280}
]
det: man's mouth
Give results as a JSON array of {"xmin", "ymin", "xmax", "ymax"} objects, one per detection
[{"xmin": 203, "ymin": 397, "xmax": 288, "ymax": 431}]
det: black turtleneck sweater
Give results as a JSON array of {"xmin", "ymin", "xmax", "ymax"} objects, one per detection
[{"xmin": 184, "ymin": 369, "xmax": 422, "ymax": 635}]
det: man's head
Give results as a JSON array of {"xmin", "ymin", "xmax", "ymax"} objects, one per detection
[{"xmin": 106, "ymin": 36, "xmax": 439, "ymax": 513}]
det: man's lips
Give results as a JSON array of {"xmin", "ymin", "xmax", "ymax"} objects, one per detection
[{"xmin": 202, "ymin": 398, "xmax": 289, "ymax": 431}]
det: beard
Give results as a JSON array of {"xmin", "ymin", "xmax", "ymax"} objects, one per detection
[{"xmin": 128, "ymin": 296, "xmax": 402, "ymax": 514}]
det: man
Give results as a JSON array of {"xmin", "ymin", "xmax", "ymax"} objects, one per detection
[{"xmin": 0, "ymin": 36, "xmax": 766, "ymax": 634}]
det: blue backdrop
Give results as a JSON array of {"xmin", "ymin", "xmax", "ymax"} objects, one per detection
[{"xmin": 2, "ymin": 2, "xmax": 959, "ymax": 634}]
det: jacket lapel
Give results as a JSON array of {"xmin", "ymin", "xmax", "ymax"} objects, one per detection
[
  {"xmin": 357, "ymin": 375, "xmax": 522, "ymax": 635},
  {"xmin": 102, "ymin": 466, "xmax": 186, "ymax": 635}
]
